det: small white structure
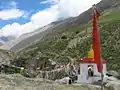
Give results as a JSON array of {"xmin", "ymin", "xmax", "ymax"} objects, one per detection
[{"xmin": 77, "ymin": 58, "xmax": 107, "ymax": 84}]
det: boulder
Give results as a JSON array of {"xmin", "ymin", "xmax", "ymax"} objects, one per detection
[
  {"xmin": 105, "ymin": 81, "xmax": 120, "ymax": 90},
  {"xmin": 108, "ymin": 70, "xmax": 119, "ymax": 78},
  {"xmin": 55, "ymin": 77, "xmax": 71, "ymax": 84},
  {"xmin": 104, "ymin": 76, "xmax": 118, "ymax": 82},
  {"xmin": 103, "ymin": 75, "xmax": 120, "ymax": 90}
]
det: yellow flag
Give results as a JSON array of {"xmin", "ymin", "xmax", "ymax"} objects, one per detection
[{"xmin": 88, "ymin": 45, "xmax": 94, "ymax": 58}]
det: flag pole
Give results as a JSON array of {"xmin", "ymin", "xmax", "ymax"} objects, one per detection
[{"xmin": 92, "ymin": 4, "xmax": 104, "ymax": 90}]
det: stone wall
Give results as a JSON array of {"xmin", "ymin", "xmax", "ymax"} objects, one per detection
[{"xmin": 37, "ymin": 68, "xmax": 67, "ymax": 80}]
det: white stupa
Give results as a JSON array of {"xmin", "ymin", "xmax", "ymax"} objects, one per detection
[{"xmin": 77, "ymin": 57, "xmax": 107, "ymax": 84}]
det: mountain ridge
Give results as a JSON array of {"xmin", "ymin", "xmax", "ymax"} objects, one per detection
[
  {"xmin": 1, "ymin": 0, "xmax": 120, "ymax": 52},
  {"xmin": 0, "ymin": 0, "xmax": 120, "ymax": 72},
  {"xmin": 10, "ymin": 0, "xmax": 120, "ymax": 72}
]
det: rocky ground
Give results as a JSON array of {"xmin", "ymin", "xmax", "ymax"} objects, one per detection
[
  {"xmin": 0, "ymin": 73, "xmax": 120, "ymax": 90},
  {"xmin": 0, "ymin": 74, "xmax": 104, "ymax": 90}
]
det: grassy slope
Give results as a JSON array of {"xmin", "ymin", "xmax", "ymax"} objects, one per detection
[
  {"xmin": 17, "ymin": 9, "xmax": 120, "ymax": 73},
  {"xmin": 99, "ymin": 9, "xmax": 120, "ymax": 71}
]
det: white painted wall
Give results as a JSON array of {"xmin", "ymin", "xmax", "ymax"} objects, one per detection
[
  {"xmin": 77, "ymin": 63, "xmax": 107, "ymax": 84},
  {"xmin": 77, "ymin": 64, "xmax": 88, "ymax": 83}
]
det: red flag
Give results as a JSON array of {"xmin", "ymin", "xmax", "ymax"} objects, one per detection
[{"xmin": 92, "ymin": 7, "xmax": 102, "ymax": 72}]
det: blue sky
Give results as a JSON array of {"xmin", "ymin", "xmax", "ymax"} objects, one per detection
[
  {"xmin": 0, "ymin": 0, "xmax": 52, "ymax": 28},
  {"xmin": 0, "ymin": 0, "xmax": 101, "ymax": 37}
]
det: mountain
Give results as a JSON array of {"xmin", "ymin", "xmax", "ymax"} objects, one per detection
[
  {"xmin": 0, "ymin": 39, "xmax": 5, "ymax": 46},
  {"xmin": 0, "ymin": 36, "xmax": 14, "ymax": 42},
  {"xmin": 1, "ymin": 0, "xmax": 120, "ymax": 52},
  {"xmin": 1, "ymin": 0, "xmax": 120, "ymax": 72},
  {"xmin": 0, "ymin": 24, "xmax": 55, "ymax": 51},
  {"xmin": 0, "ymin": 36, "xmax": 15, "ymax": 46}
]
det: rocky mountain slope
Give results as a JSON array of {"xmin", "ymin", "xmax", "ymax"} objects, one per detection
[
  {"xmin": 0, "ymin": 36, "xmax": 15, "ymax": 46},
  {"xmin": 12, "ymin": 0, "xmax": 120, "ymax": 73},
  {"xmin": 0, "ymin": 0, "xmax": 120, "ymax": 90},
  {"xmin": 0, "ymin": 24, "xmax": 55, "ymax": 51},
  {"xmin": 1, "ymin": 0, "xmax": 120, "ymax": 52},
  {"xmin": 0, "ymin": 0, "xmax": 120, "ymax": 73}
]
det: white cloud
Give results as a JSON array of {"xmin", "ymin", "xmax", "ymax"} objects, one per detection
[
  {"xmin": 56, "ymin": 0, "xmax": 101, "ymax": 19},
  {"xmin": 0, "ymin": 0, "xmax": 101, "ymax": 37},
  {"xmin": 9, "ymin": 1, "xmax": 18, "ymax": 8},
  {"xmin": 20, "ymin": 22, "xmax": 36, "ymax": 34},
  {"xmin": 0, "ymin": 9, "xmax": 24, "ymax": 20},
  {"xmin": 0, "ymin": 1, "xmax": 18, "ymax": 9},
  {"xmin": 40, "ymin": 0, "xmax": 59, "ymax": 4},
  {"xmin": 0, "ymin": 23, "xmax": 22, "ymax": 37},
  {"xmin": 22, "ymin": 11, "xmax": 31, "ymax": 19},
  {"xmin": 0, "ymin": 6, "xmax": 57, "ymax": 37},
  {"xmin": 31, "ymin": 6, "xmax": 58, "ymax": 28},
  {"xmin": 40, "ymin": 0, "xmax": 50, "ymax": 4},
  {"xmin": 0, "ymin": 22, "xmax": 36, "ymax": 37},
  {"xmin": 34, "ymin": 0, "xmax": 101, "ymax": 25},
  {"xmin": 0, "ymin": 1, "xmax": 28, "ymax": 20}
]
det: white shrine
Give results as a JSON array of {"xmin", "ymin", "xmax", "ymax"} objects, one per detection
[{"xmin": 77, "ymin": 57, "xmax": 107, "ymax": 84}]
